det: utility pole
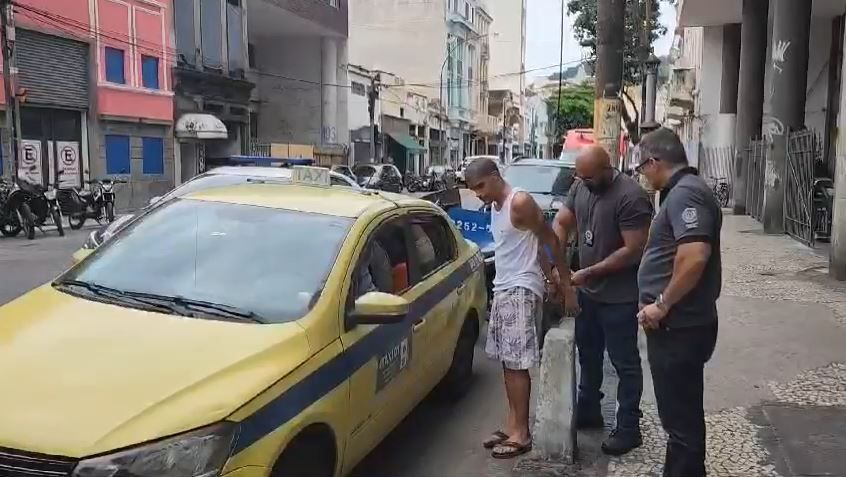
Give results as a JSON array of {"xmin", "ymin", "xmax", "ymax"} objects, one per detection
[
  {"xmin": 556, "ymin": 0, "xmax": 565, "ymax": 134},
  {"xmin": 367, "ymin": 72, "xmax": 380, "ymax": 163},
  {"xmin": 639, "ymin": 0, "xmax": 652, "ymax": 133},
  {"xmin": 1, "ymin": 0, "xmax": 20, "ymax": 180},
  {"xmin": 594, "ymin": 0, "xmax": 626, "ymax": 166}
]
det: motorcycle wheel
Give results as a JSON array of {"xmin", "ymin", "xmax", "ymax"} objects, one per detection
[
  {"xmin": 105, "ymin": 202, "xmax": 115, "ymax": 223},
  {"xmin": 52, "ymin": 208, "xmax": 65, "ymax": 237},
  {"xmin": 408, "ymin": 182, "xmax": 420, "ymax": 193},
  {"xmin": 69, "ymin": 215, "xmax": 86, "ymax": 230},
  {"xmin": 0, "ymin": 220, "xmax": 21, "ymax": 237},
  {"xmin": 19, "ymin": 203, "xmax": 35, "ymax": 240}
]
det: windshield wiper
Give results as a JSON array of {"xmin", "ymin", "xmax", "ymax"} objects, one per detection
[
  {"xmin": 54, "ymin": 280, "xmax": 179, "ymax": 314},
  {"xmin": 119, "ymin": 291, "xmax": 265, "ymax": 324},
  {"xmin": 54, "ymin": 281, "xmax": 264, "ymax": 323}
]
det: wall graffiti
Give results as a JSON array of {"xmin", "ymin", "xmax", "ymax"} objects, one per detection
[
  {"xmin": 772, "ymin": 40, "xmax": 791, "ymax": 74},
  {"xmin": 762, "ymin": 115, "xmax": 785, "ymax": 142}
]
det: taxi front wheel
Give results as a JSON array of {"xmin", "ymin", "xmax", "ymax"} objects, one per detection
[{"xmin": 436, "ymin": 315, "xmax": 479, "ymax": 400}]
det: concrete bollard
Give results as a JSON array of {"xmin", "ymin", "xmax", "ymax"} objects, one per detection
[{"xmin": 532, "ymin": 320, "xmax": 577, "ymax": 464}]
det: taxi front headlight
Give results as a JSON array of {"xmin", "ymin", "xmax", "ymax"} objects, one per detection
[{"xmin": 73, "ymin": 423, "xmax": 237, "ymax": 477}]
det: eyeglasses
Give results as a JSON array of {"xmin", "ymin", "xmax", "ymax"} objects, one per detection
[{"xmin": 634, "ymin": 157, "xmax": 655, "ymax": 174}]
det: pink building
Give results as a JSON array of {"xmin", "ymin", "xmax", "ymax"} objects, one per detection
[{"xmin": 1, "ymin": 0, "xmax": 175, "ymax": 208}]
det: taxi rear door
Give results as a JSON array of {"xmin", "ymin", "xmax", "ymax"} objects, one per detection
[{"xmin": 405, "ymin": 211, "xmax": 465, "ymax": 387}]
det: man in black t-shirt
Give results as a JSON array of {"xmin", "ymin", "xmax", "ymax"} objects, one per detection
[
  {"xmin": 636, "ymin": 128, "xmax": 722, "ymax": 477},
  {"xmin": 552, "ymin": 145, "xmax": 653, "ymax": 456}
]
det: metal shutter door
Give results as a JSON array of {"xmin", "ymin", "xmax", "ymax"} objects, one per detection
[{"xmin": 17, "ymin": 29, "xmax": 89, "ymax": 109}]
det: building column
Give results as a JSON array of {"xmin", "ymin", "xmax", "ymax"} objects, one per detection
[
  {"xmin": 762, "ymin": 0, "xmax": 811, "ymax": 233},
  {"xmin": 734, "ymin": 0, "xmax": 769, "ymax": 214},
  {"xmin": 321, "ymin": 37, "xmax": 338, "ymax": 145},
  {"xmin": 830, "ymin": 18, "xmax": 846, "ymax": 280}
]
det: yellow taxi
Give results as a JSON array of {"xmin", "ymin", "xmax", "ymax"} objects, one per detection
[{"xmin": 0, "ymin": 167, "xmax": 487, "ymax": 477}]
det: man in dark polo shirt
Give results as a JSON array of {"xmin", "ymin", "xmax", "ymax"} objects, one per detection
[
  {"xmin": 552, "ymin": 145, "xmax": 653, "ymax": 455},
  {"xmin": 636, "ymin": 128, "xmax": 722, "ymax": 477}
]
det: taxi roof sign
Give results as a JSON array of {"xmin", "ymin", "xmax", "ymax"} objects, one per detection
[{"xmin": 292, "ymin": 165, "xmax": 330, "ymax": 186}]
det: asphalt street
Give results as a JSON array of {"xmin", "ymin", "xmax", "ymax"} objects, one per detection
[{"xmin": 0, "ymin": 227, "xmax": 91, "ymax": 304}]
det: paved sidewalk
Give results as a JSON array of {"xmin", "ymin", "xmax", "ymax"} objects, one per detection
[{"xmin": 577, "ymin": 214, "xmax": 846, "ymax": 477}]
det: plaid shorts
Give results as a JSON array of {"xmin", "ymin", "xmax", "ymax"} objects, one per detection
[{"xmin": 486, "ymin": 287, "xmax": 543, "ymax": 370}]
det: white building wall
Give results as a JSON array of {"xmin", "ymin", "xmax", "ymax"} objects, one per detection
[
  {"xmin": 349, "ymin": 0, "xmax": 448, "ymax": 95},
  {"xmin": 349, "ymin": 70, "xmax": 373, "ymax": 132},
  {"xmin": 486, "ymin": 0, "xmax": 525, "ymax": 95},
  {"xmin": 805, "ymin": 18, "xmax": 832, "ymax": 134},
  {"xmin": 699, "ymin": 26, "xmax": 737, "ymax": 148}
]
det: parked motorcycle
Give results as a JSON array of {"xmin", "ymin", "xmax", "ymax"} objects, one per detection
[
  {"xmin": 0, "ymin": 178, "xmax": 27, "ymax": 239},
  {"xmin": 405, "ymin": 174, "xmax": 425, "ymax": 193},
  {"xmin": 0, "ymin": 175, "xmax": 62, "ymax": 240},
  {"xmin": 58, "ymin": 179, "xmax": 126, "ymax": 230},
  {"xmin": 16, "ymin": 178, "xmax": 64, "ymax": 238}
]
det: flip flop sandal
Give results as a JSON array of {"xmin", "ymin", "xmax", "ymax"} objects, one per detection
[
  {"xmin": 482, "ymin": 430, "xmax": 509, "ymax": 449},
  {"xmin": 491, "ymin": 440, "xmax": 533, "ymax": 459}
]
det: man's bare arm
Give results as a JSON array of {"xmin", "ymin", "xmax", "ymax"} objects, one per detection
[
  {"xmin": 511, "ymin": 192, "xmax": 568, "ymax": 281},
  {"xmin": 662, "ymin": 242, "xmax": 711, "ymax": 308},
  {"xmin": 581, "ymin": 226, "xmax": 649, "ymax": 280},
  {"xmin": 551, "ymin": 207, "xmax": 576, "ymax": 278}
]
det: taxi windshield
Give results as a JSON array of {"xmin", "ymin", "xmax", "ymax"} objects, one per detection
[{"xmin": 57, "ymin": 199, "xmax": 352, "ymax": 323}]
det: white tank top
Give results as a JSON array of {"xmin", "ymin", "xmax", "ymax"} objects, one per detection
[{"xmin": 491, "ymin": 188, "xmax": 545, "ymax": 298}]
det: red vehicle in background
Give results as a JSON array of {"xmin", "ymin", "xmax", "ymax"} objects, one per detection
[{"xmin": 559, "ymin": 128, "xmax": 629, "ymax": 165}]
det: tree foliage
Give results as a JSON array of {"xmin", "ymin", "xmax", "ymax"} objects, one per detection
[
  {"xmin": 567, "ymin": 0, "xmax": 669, "ymax": 86},
  {"xmin": 547, "ymin": 82, "xmax": 595, "ymax": 138}
]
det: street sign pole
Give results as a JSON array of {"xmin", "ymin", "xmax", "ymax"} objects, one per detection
[{"xmin": 0, "ymin": 0, "xmax": 20, "ymax": 180}]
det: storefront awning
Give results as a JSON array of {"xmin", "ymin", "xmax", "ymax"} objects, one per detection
[
  {"xmin": 387, "ymin": 132, "xmax": 426, "ymax": 151},
  {"xmin": 176, "ymin": 113, "xmax": 228, "ymax": 140}
]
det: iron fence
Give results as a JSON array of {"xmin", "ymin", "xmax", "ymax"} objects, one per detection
[
  {"xmin": 746, "ymin": 139, "xmax": 769, "ymax": 223},
  {"xmin": 700, "ymin": 145, "xmax": 735, "ymax": 208},
  {"xmin": 784, "ymin": 130, "xmax": 818, "ymax": 247}
]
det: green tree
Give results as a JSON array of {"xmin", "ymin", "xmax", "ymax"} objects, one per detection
[
  {"xmin": 547, "ymin": 82, "xmax": 595, "ymax": 139},
  {"xmin": 567, "ymin": 0, "xmax": 669, "ymax": 86}
]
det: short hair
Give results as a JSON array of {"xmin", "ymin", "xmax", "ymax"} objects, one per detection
[
  {"xmin": 639, "ymin": 127, "xmax": 688, "ymax": 166},
  {"xmin": 464, "ymin": 158, "xmax": 501, "ymax": 183}
]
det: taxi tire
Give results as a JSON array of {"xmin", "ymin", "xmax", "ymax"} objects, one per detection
[{"xmin": 436, "ymin": 315, "xmax": 479, "ymax": 400}]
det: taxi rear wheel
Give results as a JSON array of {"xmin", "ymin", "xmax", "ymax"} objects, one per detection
[{"xmin": 437, "ymin": 314, "xmax": 479, "ymax": 400}]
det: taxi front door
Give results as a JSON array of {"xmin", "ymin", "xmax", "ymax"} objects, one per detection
[{"xmin": 339, "ymin": 214, "xmax": 427, "ymax": 473}]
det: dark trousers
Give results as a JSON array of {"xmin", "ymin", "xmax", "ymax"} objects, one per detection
[
  {"xmin": 647, "ymin": 322, "xmax": 718, "ymax": 477},
  {"xmin": 575, "ymin": 292, "xmax": 643, "ymax": 433}
]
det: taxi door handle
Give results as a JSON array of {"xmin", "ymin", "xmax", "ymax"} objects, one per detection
[
  {"xmin": 456, "ymin": 283, "xmax": 466, "ymax": 295},
  {"xmin": 413, "ymin": 319, "xmax": 426, "ymax": 332}
]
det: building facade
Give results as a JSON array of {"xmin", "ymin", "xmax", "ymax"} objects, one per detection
[
  {"xmin": 173, "ymin": 0, "xmax": 350, "ymax": 180},
  {"xmin": 348, "ymin": 0, "xmax": 496, "ymax": 168},
  {"xmin": 670, "ymin": 0, "xmax": 846, "ymax": 278},
  {"xmin": 485, "ymin": 0, "xmax": 527, "ymax": 153},
  {"xmin": 1, "ymin": 0, "xmax": 175, "ymax": 210},
  {"xmin": 247, "ymin": 0, "xmax": 349, "ymax": 164}
]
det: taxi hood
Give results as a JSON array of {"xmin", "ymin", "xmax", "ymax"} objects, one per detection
[{"xmin": 0, "ymin": 285, "xmax": 312, "ymax": 458}]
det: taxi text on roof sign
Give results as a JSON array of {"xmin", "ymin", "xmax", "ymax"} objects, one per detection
[{"xmin": 292, "ymin": 166, "xmax": 330, "ymax": 186}]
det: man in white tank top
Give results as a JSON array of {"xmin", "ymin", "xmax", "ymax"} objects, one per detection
[{"xmin": 465, "ymin": 158, "xmax": 577, "ymax": 459}]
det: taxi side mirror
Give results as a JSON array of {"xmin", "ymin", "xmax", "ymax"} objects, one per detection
[
  {"xmin": 72, "ymin": 248, "xmax": 93, "ymax": 265},
  {"xmin": 351, "ymin": 292, "xmax": 409, "ymax": 325}
]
